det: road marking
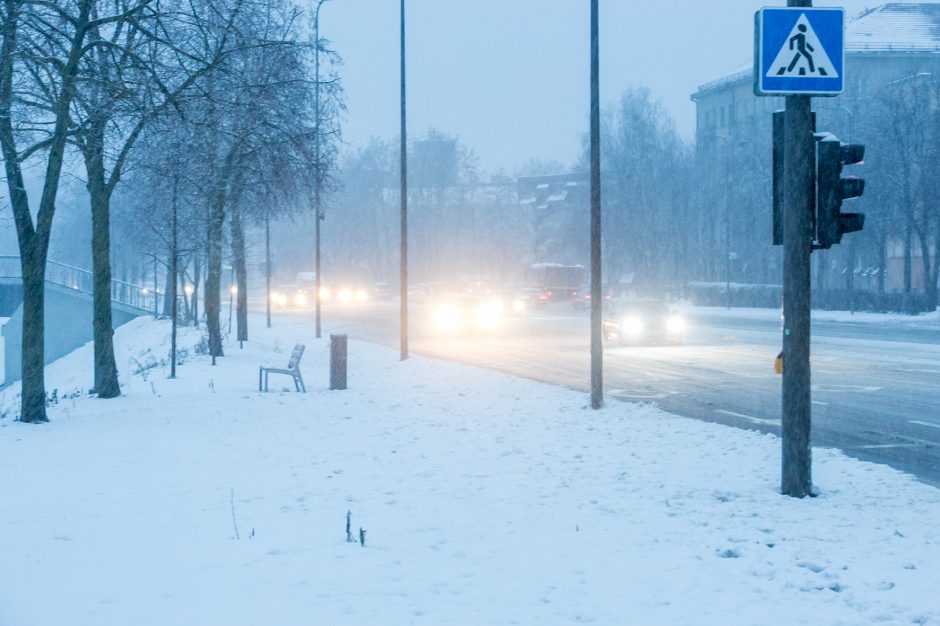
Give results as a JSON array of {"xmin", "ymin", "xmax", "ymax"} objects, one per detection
[
  {"xmin": 608, "ymin": 389, "xmax": 674, "ymax": 400},
  {"xmin": 853, "ymin": 443, "xmax": 919, "ymax": 449},
  {"xmin": 812, "ymin": 400, "xmax": 829, "ymax": 406},
  {"xmin": 892, "ymin": 368, "xmax": 940, "ymax": 375},
  {"xmin": 812, "ymin": 384, "xmax": 882, "ymax": 393},
  {"xmin": 909, "ymin": 420, "xmax": 940, "ymax": 430},
  {"xmin": 716, "ymin": 409, "xmax": 780, "ymax": 426}
]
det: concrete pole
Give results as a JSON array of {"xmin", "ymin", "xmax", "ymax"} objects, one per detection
[{"xmin": 400, "ymin": 0, "xmax": 409, "ymax": 361}]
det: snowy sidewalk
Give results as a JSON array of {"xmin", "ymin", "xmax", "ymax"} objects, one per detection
[{"xmin": 1, "ymin": 316, "xmax": 938, "ymax": 625}]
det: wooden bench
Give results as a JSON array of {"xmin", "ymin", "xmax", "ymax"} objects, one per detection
[{"xmin": 259, "ymin": 344, "xmax": 306, "ymax": 392}]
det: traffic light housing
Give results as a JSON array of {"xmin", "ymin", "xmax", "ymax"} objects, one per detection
[
  {"xmin": 772, "ymin": 110, "xmax": 816, "ymax": 246},
  {"xmin": 815, "ymin": 136, "xmax": 865, "ymax": 249}
]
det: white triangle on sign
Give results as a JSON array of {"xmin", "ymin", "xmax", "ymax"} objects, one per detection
[{"xmin": 766, "ymin": 13, "xmax": 838, "ymax": 79}]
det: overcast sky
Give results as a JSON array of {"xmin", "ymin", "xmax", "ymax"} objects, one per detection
[{"xmin": 321, "ymin": 0, "xmax": 920, "ymax": 172}]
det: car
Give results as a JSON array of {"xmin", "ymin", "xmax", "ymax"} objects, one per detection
[
  {"xmin": 572, "ymin": 287, "xmax": 612, "ymax": 311},
  {"xmin": 602, "ymin": 298, "xmax": 685, "ymax": 345},
  {"xmin": 330, "ymin": 284, "xmax": 370, "ymax": 304},
  {"xmin": 509, "ymin": 287, "xmax": 548, "ymax": 314},
  {"xmin": 430, "ymin": 294, "xmax": 505, "ymax": 334},
  {"xmin": 271, "ymin": 283, "xmax": 309, "ymax": 308},
  {"xmin": 372, "ymin": 282, "xmax": 393, "ymax": 299}
]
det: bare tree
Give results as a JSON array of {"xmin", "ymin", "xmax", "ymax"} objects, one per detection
[
  {"xmin": 69, "ymin": 0, "xmax": 251, "ymax": 396},
  {"xmin": 192, "ymin": 1, "xmax": 341, "ymax": 356},
  {"xmin": 0, "ymin": 0, "xmax": 158, "ymax": 423}
]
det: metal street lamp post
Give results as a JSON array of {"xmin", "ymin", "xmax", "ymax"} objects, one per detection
[
  {"xmin": 314, "ymin": 0, "xmax": 329, "ymax": 340},
  {"xmin": 400, "ymin": 0, "xmax": 409, "ymax": 361},
  {"xmin": 589, "ymin": 0, "xmax": 602, "ymax": 409}
]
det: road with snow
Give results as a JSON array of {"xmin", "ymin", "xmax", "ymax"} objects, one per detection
[{"xmin": 271, "ymin": 300, "xmax": 940, "ymax": 486}]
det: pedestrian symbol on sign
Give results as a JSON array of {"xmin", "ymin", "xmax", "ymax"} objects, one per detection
[
  {"xmin": 766, "ymin": 14, "xmax": 838, "ymax": 79},
  {"xmin": 755, "ymin": 7, "xmax": 844, "ymax": 95}
]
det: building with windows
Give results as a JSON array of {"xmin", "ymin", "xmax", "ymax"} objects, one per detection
[{"xmin": 691, "ymin": 3, "xmax": 940, "ymax": 298}]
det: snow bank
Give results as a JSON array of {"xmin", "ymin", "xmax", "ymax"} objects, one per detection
[{"xmin": 0, "ymin": 315, "xmax": 937, "ymax": 625}]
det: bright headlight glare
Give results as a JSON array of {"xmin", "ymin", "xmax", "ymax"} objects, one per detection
[
  {"xmin": 512, "ymin": 300, "xmax": 525, "ymax": 313},
  {"xmin": 294, "ymin": 292, "xmax": 307, "ymax": 306},
  {"xmin": 475, "ymin": 300, "xmax": 503, "ymax": 329},
  {"xmin": 355, "ymin": 289, "xmax": 368, "ymax": 302},
  {"xmin": 666, "ymin": 315, "xmax": 685, "ymax": 334},
  {"xmin": 338, "ymin": 288, "xmax": 353, "ymax": 303},
  {"xmin": 434, "ymin": 305, "xmax": 462, "ymax": 332},
  {"xmin": 621, "ymin": 315, "xmax": 645, "ymax": 336}
]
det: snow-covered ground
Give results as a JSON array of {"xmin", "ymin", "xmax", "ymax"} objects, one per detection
[{"xmin": 1, "ymin": 315, "xmax": 938, "ymax": 625}]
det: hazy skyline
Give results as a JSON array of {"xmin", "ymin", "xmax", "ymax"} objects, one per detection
[{"xmin": 322, "ymin": 0, "xmax": 917, "ymax": 172}]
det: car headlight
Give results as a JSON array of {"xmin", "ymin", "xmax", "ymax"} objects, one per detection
[
  {"xmin": 355, "ymin": 288, "xmax": 369, "ymax": 302},
  {"xmin": 512, "ymin": 299, "xmax": 525, "ymax": 313},
  {"xmin": 294, "ymin": 292, "xmax": 308, "ymax": 306},
  {"xmin": 620, "ymin": 315, "xmax": 645, "ymax": 337},
  {"xmin": 666, "ymin": 315, "xmax": 685, "ymax": 334},
  {"xmin": 433, "ymin": 305, "xmax": 462, "ymax": 333},
  {"xmin": 319, "ymin": 286, "xmax": 331, "ymax": 301}
]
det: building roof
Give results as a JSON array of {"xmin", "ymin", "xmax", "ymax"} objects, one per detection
[
  {"xmin": 692, "ymin": 3, "xmax": 940, "ymax": 100},
  {"xmin": 848, "ymin": 3, "xmax": 940, "ymax": 53}
]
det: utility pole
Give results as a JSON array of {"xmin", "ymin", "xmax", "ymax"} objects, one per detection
[
  {"xmin": 399, "ymin": 0, "xmax": 409, "ymax": 361},
  {"xmin": 153, "ymin": 254, "xmax": 159, "ymax": 319},
  {"xmin": 781, "ymin": 0, "xmax": 815, "ymax": 498},
  {"xmin": 265, "ymin": 208, "xmax": 272, "ymax": 329},
  {"xmin": 589, "ymin": 0, "xmax": 602, "ymax": 409},
  {"xmin": 314, "ymin": 0, "xmax": 328, "ymax": 340},
  {"xmin": 170, "ymin": 173, "xmax": 178, "ymax": 379}
]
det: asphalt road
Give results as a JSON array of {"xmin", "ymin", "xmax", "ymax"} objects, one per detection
[{"xmin": 271, "ymin": 300, "xmax": 940, "ymax": 487}]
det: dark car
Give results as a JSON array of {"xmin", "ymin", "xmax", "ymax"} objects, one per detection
[
  {"xmin": 602, "ymin": 298, "xmax": 686, "ymax": 345},
  {"xmin": 572, "ymin": 287, "xmax": 612, "ymax": 311},
  {"xmin": 372, "ymin": 282, "xmax": 393, "ymax": 299}
]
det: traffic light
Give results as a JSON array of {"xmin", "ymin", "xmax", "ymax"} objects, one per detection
[{"xmin": 815, "ymin": 136, "xmax": 865, "ymax": 249}]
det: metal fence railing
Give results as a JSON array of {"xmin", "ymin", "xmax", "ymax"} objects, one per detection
[{"xmin": 0, "ymin": 256, "xmax": 158, "ymax": 314}]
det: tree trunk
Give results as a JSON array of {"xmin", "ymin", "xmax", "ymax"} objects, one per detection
[
  {"xmin": 205, "ymin": 194, "xmax": 225, "ymax": 358},
  {"xmin": 904, "ymin": 217, "xmax": 913, "ymax": 293},
  {"xmin": 192, "ymin": 255, "xmax": 200, "ymax": 326},
  {"xmin": 84, "ymin": 140, "xmax": 120, "ymax": 398},
  {"xmin": 919, "ymin": 232, "xmax": 937, "ymax": 312},
  {"xmin": 20, "ymin": 247, "xmax": 48, "ymax": 423},
  {"xmin": 163, "ymin": 252, "xmax": 176, "ymax": 318},
  {"xmin": 205, "ymin": 147, "xmax": 237, "ymax": 356},
  {"xmin": 180, "ymin": 265, "xmax": 191, "ymax": 325},
  {"xmin": 230, "ymin": 206, "xmax": 248, "ymax": 342},
  {"xmin": 1, "ymin": 1, "xmax": 90, "ymax": 423}
]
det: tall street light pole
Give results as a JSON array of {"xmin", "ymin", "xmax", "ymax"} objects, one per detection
[
  {"xmin": 589, "ymin": 0, "xmax": 603, "ymax": 409},
  {"xmin": 400, "ymin": 0, "xmax": 409, "ymax": 361},
  {"xmin": 314, "ymin": 0, "xmax": 328, "ymax": 340},
  {"xmin": 265, "ymin": 207, "xmax": 272, "ymax": 328},
  {"xmin": 725, "ymin": 143, "xmax": 732, "ymax": 309}
]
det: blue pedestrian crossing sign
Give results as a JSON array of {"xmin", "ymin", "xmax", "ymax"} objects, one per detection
[{"xmin": 755, "ymin": 7, "xmax": 844, "ymax": 96}]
